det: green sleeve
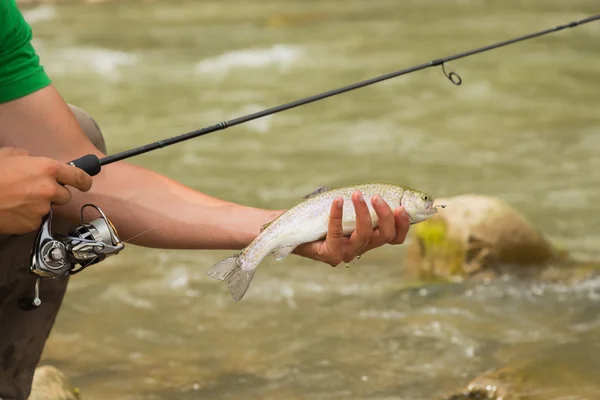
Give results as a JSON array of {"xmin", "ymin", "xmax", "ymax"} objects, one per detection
[{"xmin": 0, "ymin": 0, "xmax": 51, "ymax": 104}]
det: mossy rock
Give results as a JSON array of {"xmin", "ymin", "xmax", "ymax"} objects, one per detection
[
  {"xmin": 444, "ymin": 340, "xmax": 600, "ymax": 400},
  {"xmin": 404, "ymin": 194, "xmax": 567, "ymax": 281},
  {"xmin": 28, "ymin": 365, "xmax": 81, "ymax": 400}
]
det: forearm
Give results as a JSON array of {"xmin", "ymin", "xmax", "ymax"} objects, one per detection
[{"xmin": 55, "ymin": 161, "xmax": 282, "ymax": 249}]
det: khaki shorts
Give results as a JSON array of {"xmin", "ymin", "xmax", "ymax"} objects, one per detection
[{"xmin": 0, "ymin": 105, "xmax": 107, "ymax": 400}]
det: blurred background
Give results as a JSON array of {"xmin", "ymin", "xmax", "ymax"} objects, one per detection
[{"xmin": 19, "ymin": 0, "xmax": 600, "ymax": 399}]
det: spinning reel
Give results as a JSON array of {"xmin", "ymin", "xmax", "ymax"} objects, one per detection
[{"xmin": 20, "ymin": 204, "xmax": 124, "ymax": 310}]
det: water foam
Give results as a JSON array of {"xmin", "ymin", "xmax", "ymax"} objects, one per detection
[
  {"xmin": 194, "ymin": 44, "xmax": 303, "ymax": 77},
  {"xmin": 40, "ymin": 46, "xmax": 138, "ymax": 81},
  {"xmin": 22, "ymin": 5, "xmax": 56, "ymax": 24}
]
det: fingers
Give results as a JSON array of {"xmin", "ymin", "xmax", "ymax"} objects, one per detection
[
  {"xmin": 325, "ymin": 197, "xmax": 344, "ymax": 265},
  {"xmin": 345, "ymin": 191, "xmax": 373, "ymax": 261},
  {"xmin": 354, "ymin": 195, "xmax": 395, "ymax": 257},
  {"xmin": 0, "ymin": 147, "xmax": 29, "ymax": 157},
  {"xmin": 299, "ymin": 193, "xmax": 412, "ymax": 268},
  {"xmin": 390, "ymin": 206, "xmax": 410, "ymax": 244},
  {"xmin": 53, "ymin": 161, "xmax": 93, "ymax": 192},
  {"xmin": 371, "ymin": 195, "xmax": 396, "ymax": 243},
  {"xmin": 51, "ymin": 185, "xmax": 73, "ymax": 206}
]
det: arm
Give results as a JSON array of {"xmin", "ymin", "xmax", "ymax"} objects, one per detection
[
  {"xmin": 0, "ymin": 85, "xmax": 280, "ymax": 250},
  {"xmin": 0, "ymin": 86, "xmax": 411, "ymax": 262}
]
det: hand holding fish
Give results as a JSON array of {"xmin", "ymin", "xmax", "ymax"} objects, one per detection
[
  {"xmin": 207, "ymin": 183, "xmax": 444, "ymax": 301},
  {"xmin": 292, "ymin": 191, "xmax": 410, "ymax": 267}
]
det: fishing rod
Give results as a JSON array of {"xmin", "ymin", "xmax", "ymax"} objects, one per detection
[
  {"xmin": 68, "ymin": 13, "xmax": 600, "ymax": 176},
  {"xmin": 19, "ymin": 13, "xmax": 600, "ymax": 310}
]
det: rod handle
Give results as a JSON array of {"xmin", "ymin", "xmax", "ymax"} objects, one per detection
[{"xmin": 69, "ymin": 154, "xmax": 102, "ymax": 176}]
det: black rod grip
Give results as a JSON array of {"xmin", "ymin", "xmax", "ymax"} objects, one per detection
[{"xmin": 69, "ymin": 154, "xmax": 102, "ymax": 176}]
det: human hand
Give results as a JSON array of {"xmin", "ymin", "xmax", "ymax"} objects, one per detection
[
  {"xmin": 0, "ymin": 147, "xmax": 93, "ymax": 235},
  {"xmin": 293, "ymin": 191, "xmax": 411, "ymax": 267}
]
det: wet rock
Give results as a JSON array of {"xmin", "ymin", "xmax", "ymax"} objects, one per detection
[
  {"xmin": 443, "ymin": 341, "xmax": 600, "ymax": 400},
  {"xmin": 404, "ymin": 194, "xmax": 576, "ymax": 281},
  {"xmin": 28, "ymin": 365, "xmax": 81, "ymax": 400}
]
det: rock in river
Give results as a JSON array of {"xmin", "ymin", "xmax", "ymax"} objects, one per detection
[{"xmin": 403, "ymin": 194, "xmax": 600, "ymax": 283}]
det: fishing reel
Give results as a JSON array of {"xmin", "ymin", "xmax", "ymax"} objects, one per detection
[{"xmin": 20, "ymin": 204, "xmax": 124, "ymax": 310}]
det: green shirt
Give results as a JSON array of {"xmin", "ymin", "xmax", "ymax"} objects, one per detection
[{"xmin": 0, "ymin": 0, "xmax": 51, "ymax": 103}]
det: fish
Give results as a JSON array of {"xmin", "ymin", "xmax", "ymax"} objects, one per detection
[{"xmin": 206, "ymin": 183, "xmax": 445, "ymax": 301}]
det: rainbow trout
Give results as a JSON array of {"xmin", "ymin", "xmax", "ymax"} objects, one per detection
[{"xmin": 206, "ymin": 183, "xmax": 444, "ymax": 301}]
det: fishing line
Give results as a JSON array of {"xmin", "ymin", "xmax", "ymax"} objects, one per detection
[{"xmin": 68, "ymin": 13, "xmax": 600, "ymax": 176}]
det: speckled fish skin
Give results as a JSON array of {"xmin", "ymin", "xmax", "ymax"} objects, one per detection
[{"xmin": 206, "ymin": 183, "xmax": 443, "ymax": 301}]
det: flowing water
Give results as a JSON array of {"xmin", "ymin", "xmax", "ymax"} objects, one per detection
[{"xmin": 20, "ymin": 0, "xmax": 600, "ymax": 399}]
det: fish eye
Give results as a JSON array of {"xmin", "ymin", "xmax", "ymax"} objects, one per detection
[{"xmin": 422, "ymin": 194, "xmax": 430, "ymax": 201}]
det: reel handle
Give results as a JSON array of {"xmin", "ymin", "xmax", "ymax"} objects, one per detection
[{"xmin": 69, "ymin": 154, "xmax": 102, "ymax": 176}]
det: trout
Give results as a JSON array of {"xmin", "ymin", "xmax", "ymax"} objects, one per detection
[{"xmin": 206, "ymin": 183, "xmax": 444, "ymax": 301}]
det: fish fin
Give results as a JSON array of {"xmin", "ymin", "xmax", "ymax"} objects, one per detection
[
  {"xmin": 206, "ymin": 254, "xmax": 256, "ymax": 301},
  {"xmin": 206, "ymin": 254, "xmax": 239, "ymax": 281},
  {"xmin": 260, "ymin": 221, "xmax": 273, "ymax": 232},
  {"xmin": 272, "ymin": 245, "xmax": 297, "ymax": 261},
  {"xmin": 303, "ymin": 186, "xmax": 332, "ymax": 199}
]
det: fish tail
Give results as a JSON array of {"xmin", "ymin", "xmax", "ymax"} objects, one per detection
[{"xmin": 206, "ymin": 253, "xmax": 256, "ymax": 302}]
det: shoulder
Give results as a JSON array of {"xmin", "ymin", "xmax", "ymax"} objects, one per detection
[
  {"xmin": 0, "ymin": 0, "xmax": 51, "ymax": 104},
  {"xmin": 0, "ymin": 0, "xmax": 29, "ymax": 43}
]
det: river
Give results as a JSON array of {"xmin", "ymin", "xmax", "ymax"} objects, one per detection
[{"xmin": 20, "ymin": 0, "xmax": 600, "ymax": 399}]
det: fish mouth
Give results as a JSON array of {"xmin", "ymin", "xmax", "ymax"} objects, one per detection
[
  {"xmin": 434, "ymin": 204, "xmax": 446, "ymax": 212},
  {"xmin": 429, "ymin": 202, "xmax": 446, "ymax": 213}
]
